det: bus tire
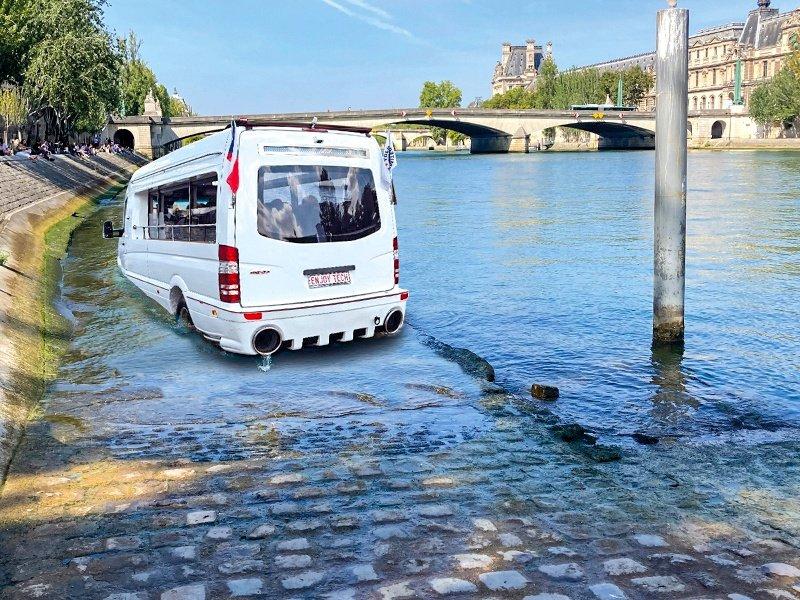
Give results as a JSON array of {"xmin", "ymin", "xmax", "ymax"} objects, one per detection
[{"xmin": 175, "ymin": 297, "xmax": 195, "ymax": 331}]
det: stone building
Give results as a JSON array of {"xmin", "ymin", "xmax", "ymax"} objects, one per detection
[
  {"xmin": 686, "ymin": 0, "xmax": 800, "ymax": 112},
  {"xmin": 513, "ymin": 1, "xmax": 800, "ymax": 111},
  {"xmin": 567, "ymin": 52, "xmax": 656, "ymax": 110},
  {"xmin": 491, "ymin": 40, "xmax": 553, "ymax": 96}
]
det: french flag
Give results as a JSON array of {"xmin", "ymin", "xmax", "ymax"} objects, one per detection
[{"xmin": 225, "ymin": 120, "xmax": 240, "ymax": 195}]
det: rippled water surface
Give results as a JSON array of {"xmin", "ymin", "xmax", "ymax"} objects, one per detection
[
  {"xmin": 398, "ymin": 150, "xmax": 800, "ymax": 438},
  {"xmin": 53, "ymin": 151, "xmax": 800, "ymax": 445},
  {"xmin": 40, "ymin": 150, "xmax": 799, "ymax": 524}
]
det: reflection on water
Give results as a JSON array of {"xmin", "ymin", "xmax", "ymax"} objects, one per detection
[{"xmin": 650, "ymin": 344, "xmax": 697, "ymax": 428}]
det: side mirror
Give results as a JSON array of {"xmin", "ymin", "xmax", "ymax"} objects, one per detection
[{"xmin": 102, "ymin": 220, "xmax": 123, "ymax": 239}]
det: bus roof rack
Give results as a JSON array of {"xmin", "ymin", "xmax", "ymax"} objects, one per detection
[{"xmin": 233, "ymin": 119, "xmax": 373, "ymax": 136}]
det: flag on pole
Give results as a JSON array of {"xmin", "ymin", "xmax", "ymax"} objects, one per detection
[
  {"xmin": 224, "ymin": 120, "xmax": 240, "ymax": 195},
  {"xmin": 382, "ymin": 131, "xmax": 398, "ymax": 204},
  {"xmin": 382, "ymin": 131, "xmax": 397, "ymax": 174}
]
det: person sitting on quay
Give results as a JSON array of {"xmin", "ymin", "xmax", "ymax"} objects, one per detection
[
  {"xmin": 39, "ymin": 141, "xmax": 56, "ymax": 161},
  {"xmin": 13, "ymin": 142, "xmax": 31, "ymax": 159}
]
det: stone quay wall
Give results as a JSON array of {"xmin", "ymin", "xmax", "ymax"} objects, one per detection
[{"xmin": 0, "ymin": 152, "xmax": 145, "ymax": 483}]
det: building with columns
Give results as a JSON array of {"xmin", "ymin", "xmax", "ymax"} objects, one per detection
[
  {"xmin": 686, "ymin": 0, "xmax": 800, "ymax": 111},
  {"xmin": 495, "ymin": 1, "xmax": 800, "ymax": 111},
  {"xmin": 599, "ymin": 0, "xmax": 800, "ymax": 111},
  {"xmin": 491, "ymin": 40, "xmax": 553, "ymax": 96}
]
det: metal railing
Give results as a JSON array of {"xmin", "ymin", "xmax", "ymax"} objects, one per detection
[{"xmin": 146, "ymin": 224, "xmax": 216, "ymax": 243}]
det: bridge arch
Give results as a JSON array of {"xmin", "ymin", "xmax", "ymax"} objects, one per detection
[
  {"xmin": 538, "ymin": 118, "xmax": 656, "ymax": 150},
  {"xmin": 113, "ymin": 128, "xmax": 135, "ymax": 149},
  {"xmin": 711, "ymin": 120, "xmax": 726, "ymax": 139}
]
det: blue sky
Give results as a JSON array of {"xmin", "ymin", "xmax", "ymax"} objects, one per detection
[{"xmin": 103, "ymin": 0, "xmax": 767, "ymax": 115}]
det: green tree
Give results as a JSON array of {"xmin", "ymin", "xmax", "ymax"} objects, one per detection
[
  {"xmin": 419, "ymin": 80, "xmax": 463, "ymax": 144},
  {"xmin": 168, "ymin": 92, "xmax": 193, "ymax": 117},
  {"xmin": 482, "ymin": 87, "xmax": 536, "ymax": 109},
  {"xmin": 419, "ymin": 80, "xmax": 462, "ymax": 109},
  {"xmin": 119, "ymin": 31, "xmax": 156, "ymax": 116},
  {"xmin": 750, "ymin": 70, "xmax": 800, "ymax": 126},
  {"xmin": 750, "ymin": 40, "xmax": 800, "ymax": 128},
  {"xmin": 485, "ymin": 61, "xmax": 656, "ymax": 113},
  {"xmin": 3, "ymin": 0, "xmax": 191, "ymax": 139},
  {"xmin": 533, "ymin": 57, "xmax": 558, "ymax": 109},
  {"xmin": 0, "ymin": 82, "xmax": 28, "ymax": 144},
  {"xmin": 622, "ymin": 66, "xmax": 655, "ymax": 106},
  {"xmin": 119, "ymin": 33, "xmax": 193, "ymax": 119},
  {"xmin": 552, "ymin": 68, "xmax": 605, "ymax": 109},
  {"xmin": 24, "ymin": 29, "xmax": 120, "ymax": 137},
  {"xmin": 5, "ymin": 0, "xmax": 122, "ymax": 138},
  {"xmin": 0, "ymin": 0, "xmax": 33, "ymax": 84}
]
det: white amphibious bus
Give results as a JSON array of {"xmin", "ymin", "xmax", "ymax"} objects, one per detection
[{"xmin": 104, "ymin": 121, "xmax": 408, "ymax": 356}]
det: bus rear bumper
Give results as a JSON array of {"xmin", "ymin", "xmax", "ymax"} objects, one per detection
[{"xmin": 192, "ymin": 292, "xmax": 408, "ymax": 356}]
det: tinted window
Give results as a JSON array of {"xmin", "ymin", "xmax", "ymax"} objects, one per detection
[
  {"xmin": 257, "ymin": 165, "xmax": 380, "ymax": 243},
  {"xmin": 146, "ymin": 174, "xmax": 217, "ymax": 243},
  {"xmin": 162, "ymin": 185, "xmax": 191, "ymax": 240},
  {"xmin": 190, "ymin": 179, "xmax": 217, "ymax": 243}
]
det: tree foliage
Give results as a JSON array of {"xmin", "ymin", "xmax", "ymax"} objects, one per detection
[
  {"xmin": 0, "ymin": 1, "xmax": 32, "ymax": 85},
  {"xmin": 24, "ymin": 29, "xmax": 120, "ymax": 135},
  {"xmin": 117, "ymin": 32, "xmax": 191, "ymax": 118},
  {"xmin": 419, "ymin": 80, "xmax": 463, "ymax": 144},
  {"xmin": 168, "ymin": 94, "xmax": 193, "ymax": 117},
  {"xmin": 534, "ymin": 57, "xmax": 559, "ymax": 109},
  {"xmin": 750, "ymin": 42, "xmax": 800, "ymax": 128},
  {"xmin": 0, "ymin": 83, "xmax": 27, "ymax": 143},
  {"xmin": 482, "ymin": 86, "xmax": 537, "ymax": 109},
  {"xmin": 118, "ymin": 31, "xmax": 155, "ymax": 117},
  {"xmin": 617, "ymin": 66, "xmax": 655, "ymax": 106},
  {"xmin": 1, "ymin": 0, "xmax": 192, "ymax": 140},
  {"xmin": 484, "ymin": 62, "xmax": 654, "ymax": 111},
  {"xmin": 419, "ymin": 80, "xmax": 462, "ymax": 109}
]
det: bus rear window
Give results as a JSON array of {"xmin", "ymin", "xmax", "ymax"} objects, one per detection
[{"xmin": 256, "ymin": 165, "xmax": 380, "ymax": 243}]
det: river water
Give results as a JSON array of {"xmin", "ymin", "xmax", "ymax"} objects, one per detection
[
  {"xmin": 398, "ymin": 150, "xmax": 800, "ymax": 440},
  {"xmin": 29, "ymin": 150, "xmax": 800, "ymax": 574}
]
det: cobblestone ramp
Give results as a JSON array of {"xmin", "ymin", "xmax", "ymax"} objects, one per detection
[
  {"xmin": 0, "ymin": 154, "xmax": 144, "ymax": 219},
  {"xmin": 1, "ymin": 380, "xmax": 800, "ymax": 599}
]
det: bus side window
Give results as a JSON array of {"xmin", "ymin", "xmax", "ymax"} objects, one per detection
[
  {"xmin": 190, "ymin": 175, "xmax": 218, "ymax": 243},
  {"xmin": 162, "ymin": 185, "xmax": 191, "ymax": 241},
  {"xmin": 148, "ymin": 191, "xmax": 159, "ymax": 239}
]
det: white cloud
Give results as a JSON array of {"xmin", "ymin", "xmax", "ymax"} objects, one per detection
[
  {"xmin": 340, "ymin": 0, "xmax": 392, "ymax": 20},
  {"xmin": 319, "ymin": 0, "xmax": 417, "ymax": 40}
]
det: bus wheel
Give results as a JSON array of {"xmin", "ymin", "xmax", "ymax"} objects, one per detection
[{"xmin": 176, "ymin": 299, "xmax": 195, "ymax": 331}]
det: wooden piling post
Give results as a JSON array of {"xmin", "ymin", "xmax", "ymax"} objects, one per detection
[{"xmin": 653, "ymin": 1, "xmax": 689, "ymax": 346}]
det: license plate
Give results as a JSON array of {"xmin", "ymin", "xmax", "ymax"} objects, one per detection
[{"xmin": 307, "ymin": 271, "xmax": 352, "ymax": 289}]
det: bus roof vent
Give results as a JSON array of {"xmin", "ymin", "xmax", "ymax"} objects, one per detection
[{"xmin": 262, "ymin": 146, "xmax": 368, "ymax": 159}]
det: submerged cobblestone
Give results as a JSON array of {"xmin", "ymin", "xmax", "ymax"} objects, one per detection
[{"xmin": 2, "ymin": 332, "xmax": 800, "ymax": 599}]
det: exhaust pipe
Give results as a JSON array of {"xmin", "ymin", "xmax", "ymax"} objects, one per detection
[
  {"xmin": 253, "ymin": 327, "xmax": 282, "ymax": 356},
  {"xmin": 383, "ymin": 309, "xmax": 404, "ymax": 335}
]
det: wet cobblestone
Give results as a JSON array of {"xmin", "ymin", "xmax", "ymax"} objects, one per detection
[{"xmin": 3, "ymin": 399, "xmax": 800, "ymax": 600}]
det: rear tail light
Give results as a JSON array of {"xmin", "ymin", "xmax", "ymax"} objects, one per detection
[
  {"xmin": 218, "ymin": 244, "xmax": 240, "ymax": 304},
  {"xmin": 393, "ymin": 237, "xmax": 399, "ymax": 285}
]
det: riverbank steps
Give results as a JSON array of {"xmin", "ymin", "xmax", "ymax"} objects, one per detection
[{"xmin": 0, "ymin": 153, "xmax": 144, "ymax": 482}]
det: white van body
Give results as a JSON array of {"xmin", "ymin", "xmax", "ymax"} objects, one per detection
[{"xmin": 116, "ymin": 123, "xmax": 408, "ymax": 356}]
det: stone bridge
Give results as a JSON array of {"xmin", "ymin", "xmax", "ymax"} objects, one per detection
[{"xmin": 103, "ymin": 108, "xmax": 756, "ymax": 158}]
